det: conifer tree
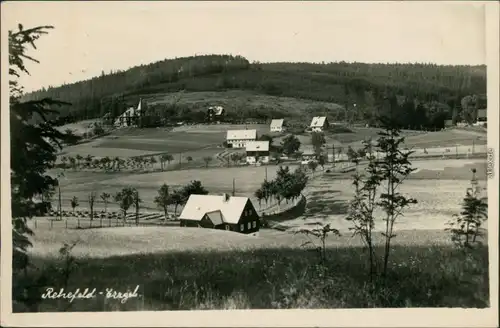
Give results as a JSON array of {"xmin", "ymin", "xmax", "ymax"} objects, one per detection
[{"xmin": 10, "ymin": 24, "xmax": 79, "ymax": 310}]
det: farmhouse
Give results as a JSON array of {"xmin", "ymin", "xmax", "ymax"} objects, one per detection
[
  {"xmin": 114, "ymin": 99, "xmax": 143, "ymax": 127},
  {"xmin": 208, "ymin": 106, "xmax": 225, "ymax": 121},
  {"xmin": 179, "ymin": 194, "xmax": 260, "ymax": 234},
  {"xmin": 270, "ymin": 119, "xmax": 285, "ymax": 133},
  {"xmin": 226, "ymin": 129, "xmax": 257, "ymax": 148},
  {"xmin": 245, "ymin": 141, "xmax": 270, "ymax": 164},
  {"xmin": 310, "ymin": 116, "xmax": 329, "ymax": 132}
]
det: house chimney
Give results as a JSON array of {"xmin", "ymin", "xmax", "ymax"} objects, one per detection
[{"xmin": 222, "ymin": 193, "xmax": 230, "ymax": 202}]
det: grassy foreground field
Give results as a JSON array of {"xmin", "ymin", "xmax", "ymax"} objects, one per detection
[
  {"xmin": 19, "ymin": 156, "xmax": 490, "ymax": 311},
  {"xmin": 23, "ymin": 226, "xmax": 489, "ymax": 311}
]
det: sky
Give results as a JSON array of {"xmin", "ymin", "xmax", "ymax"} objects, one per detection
[{"xmin": 2, "ymin": 1, "xmax": 487, "ymax": 92}]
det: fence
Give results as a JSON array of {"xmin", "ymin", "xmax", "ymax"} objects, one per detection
[
  {"xmin": 325, "ymin": 141, "xmax": 488, "ymax": 162},
  {"xmin": 31, "ymin": 211, "xmax": 177, "ymax": 231}
]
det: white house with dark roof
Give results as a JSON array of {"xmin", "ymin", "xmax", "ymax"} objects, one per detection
[
  {"xmin": 226, "ymin": 129, "xmax": 257, "ymax": 148},
  {"xmin": 270, "ymin": 119, "xmax": 285, "ymax": 133},
  {"xmin": 179, "ymin": 194, "xmax": 260, "ymax": 234},
  {"xmin": 245, "ymin": 141, "xmax": 270, "ymax": 164},
  {"xmin": 310, "ymin": 116, "xmax": 329, "ymax": 132}
]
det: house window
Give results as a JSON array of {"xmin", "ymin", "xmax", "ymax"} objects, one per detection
[
  {"xmin": 240, "ymin": 224, "xmax": 244, "ymax": 231},
  {"xmin": 247, "ymin": 222, "xmax": 251, "ymax": 229},
  {"xmin": 252, "ymin": 221, "xmax": 256, "ymax": 228}
]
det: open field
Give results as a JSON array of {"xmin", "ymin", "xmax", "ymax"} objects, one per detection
[
  {"xmin": 52, "ymin": 158, "xmax": 487, "ymax": 228},
  {"xmin": 277, "ymin": 158, "xmax": 488, "ymax": 232},
  {"xmin": 24, "ymin": 227, "xmax": 489, "ymax": 311},
  {"xmin": 54, "ymin": 164, "xmax": 302, "ymax": 212},
  {"xmin": 23, "ymin": 157, "xmax": 490, "ymax": 312},
  {"xmin": 346, "ymin": 128, "xmax": 487, "ymax": 149},
  {"xmin": 27, "ymin": 224, "xmax": 481, "ymax": 259},
  {"xmin": 171, "ymin": 123, "xmax": 272, "ymax": 135},
  {"xmin": 56, "ymin": 119, "xmax": 102, "ymax": 136},
  {"xmin": 146, "ymin": 90, "xmax": 344, "ymax": 116}
]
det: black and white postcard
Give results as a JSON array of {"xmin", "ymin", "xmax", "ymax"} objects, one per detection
[{"xmin": 1, "ymin": 1, "xmax": 499, "ymax": 327}]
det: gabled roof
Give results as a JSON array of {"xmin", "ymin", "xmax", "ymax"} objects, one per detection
[
  {"xmin": 179, "ymin": 194, "xmax": 252, "ymax": 224},
  {"xmin": 205, "ymin": 210, "xmax": 224, "ymax": 226},
  {"xmin": 270, "ymin": 119, "xmax": 284, "ymax": 129},
  {"xmin": 310, "ymin": 116, "xmax": 327, "ymax": 128},
  {"xmin": 477, "ymin": 109, "xmax": 487, "ymax": 119},
  {"xmin": 226, "ymin": 129, "xmax": 257, "ymax": 140},
  {"xmin": 301, "ymin": 146, "xmax": 316, "ymax": 156},
  {"xmin": 245, "ymin": 141, "xmax": 270, "ymax": 152}
]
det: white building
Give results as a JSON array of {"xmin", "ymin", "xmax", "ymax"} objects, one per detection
[
  {"xmin": 114, "ymin": 99, "xmax": 143, "ymax": 127},
  {"xmin": 270, "ymin": 119, "xmax": 285, "ymax": 133},
  {"xmin": 310, "ymin": 116, "xmax": 329, "ymax": 132},
  {"xmin": 245, "ymin": 141, "xmax": 270, "ymax": 164},
  {"xmin": 226, "ymin": 129, "xmax": 257, "ymax": 148},
  {"xmin": 208, "ymin": 106, "xmax": 225, "ymax": 121}
]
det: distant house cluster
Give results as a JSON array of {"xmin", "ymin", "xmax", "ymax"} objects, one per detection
[
  {"xmin": 245, "ymin": 140, "xmax": 270, "ymax": 164},
  {"xmin": 226, "ymin": 129, "xmax": 257, "ymax": 148},
  {"xmin": 310, "ymin": 116, "xmax": 329, "ymax": 132},
  {"xmin": 179, "ymin": 194, "xmax": 260, "ymax": 234},
  {"xmin": 270, "ymin": 119, "xmax": 285, "ymax": 133},
  {"xmin": 114, "ymin": 99, "xmax": 143, "ymax": 127}
]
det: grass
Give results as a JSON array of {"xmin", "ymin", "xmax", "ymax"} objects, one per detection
[
  {"xmin": 147, "ymin": 90, "xmax": 344, "ymax": 116},
  {"xmin": 21, "ymin": 231, "xmax": 489, "ymax": 311},
  {"xmin": 56, "ymin": 164, "xmax": 302, "ymax": 210},
  {"xmin": 279, "ymin": 158, "xmax": 488, "ymax": 231},
  {"xmin": 17, "ymin": 156, "xmax": 490, "ymax": 312}
]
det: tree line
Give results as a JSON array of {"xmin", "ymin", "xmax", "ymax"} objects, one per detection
[
  {"xmin": 56, "ymin": 180, "xmax": 210, "ymax": 228},
  {"xmin": 22, "ymin": 54, "xmax": 486, "ymax": 129},
  {"xmin": 254, "ymin": 166, "xmax": 308, "ymax": 210}
]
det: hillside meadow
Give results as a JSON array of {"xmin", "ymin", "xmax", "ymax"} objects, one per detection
[
  {"xmin": 22, "ymin": 226, "xmax": 489, "ymax": 311},
  {"xmin": 19, "ymin": 156, "xmax": 491, "ymax": 312}
]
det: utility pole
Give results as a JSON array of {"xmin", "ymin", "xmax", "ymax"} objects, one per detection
[
  {"xmin": 332, "ymin": 144, "xmax": 335, "ymax": 167},
  {"xmin": 58, "ymin": 185, "xmax": 62, "ymax": 221},
  {"xmin": 179, "ymin": 153, "xmax": 182, "ymax": 169},
  {"xmin": 265, "ymin": 166, "xmax": 268, "ymax": 181},
  {"xmin": 232, "ymin": 178, "xmax": 235, "ymax": 196}
]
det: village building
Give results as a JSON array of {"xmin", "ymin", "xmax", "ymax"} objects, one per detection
[
  {"xmin": 270, "ymin": 119, "xmax": 285, "ymax": 133},
  {"xmin": 301, "ymin": 147, "xmax": 317, "ymax": 164},
  {"xmin": 208, "ymin": 106, "xmax": 225, "ymax": 121},
  {"xmin": 226, "ymin": 129, "xmax": 257, "ymax": 148},
  {"xmin": 179, "ymin": 194, "xmax": 260, "ymax": 234},
  {"xmin": 245, "ymin": 141, "xmax": 270, "ymax": 164},
  {"xmin": 114, "ymin": 99, "xmax": 143, "ymax": 127},
  {"xmin": 309, "ymin": 116, "xmax": 329, "ymax": 132}
]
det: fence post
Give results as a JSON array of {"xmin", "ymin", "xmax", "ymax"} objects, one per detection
[
  {"xmin": 65, "ymin": 217, "xmax": 68, "ymax": 229},
  {"xmin": 472, "ymin": 139, "xmax": 475, "ymax": 154},
  {"xmin": 50, "ymin": 219, "xmax": 53, "ymax": 230},
  {"xmin": 35, "ymin": 218, "xmax": 37, "ymax": 229},
  {"xmin": 456, "ymin": 145, "xmax": 458, "ymax": 159}
]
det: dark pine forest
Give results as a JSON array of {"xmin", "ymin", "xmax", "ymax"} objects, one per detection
[{"xmin": 23, "ymin": 54, "xmax": 487, "ymax": 130}]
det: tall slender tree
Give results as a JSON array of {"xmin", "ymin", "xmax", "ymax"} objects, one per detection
[{"xmin": 10, "ymin": 24, "xmax": 79, "ymax": 311}]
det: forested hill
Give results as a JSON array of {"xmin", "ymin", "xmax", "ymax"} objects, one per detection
[{"xmin": 23, "ymin": 54, "xmax": 486, "ymax": 124}]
